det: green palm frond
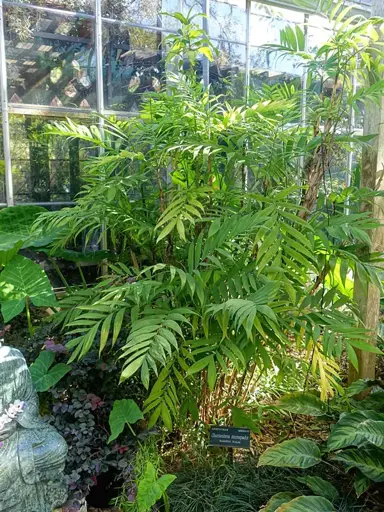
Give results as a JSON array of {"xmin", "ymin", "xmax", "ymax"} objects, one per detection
[{"xmin": 120, "ymin": 307, "xmax": 193, "ymax": 386}]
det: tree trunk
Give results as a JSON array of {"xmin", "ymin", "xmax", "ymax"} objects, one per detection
[
  {"xmin": 349, "ymin": 0, "xmax": 384, "ymax": 384},
  {"xmin": 299, "ymin": 90, "xmax": 336, "ymax": 220},
  {"xmin": 299, "ymin": 150, "xmax": 327, "ymax": 218}
]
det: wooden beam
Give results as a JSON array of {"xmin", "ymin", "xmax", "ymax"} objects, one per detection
[{"xmin": 350, "ymin": 0, "xmax": 384, "ymax": 383}]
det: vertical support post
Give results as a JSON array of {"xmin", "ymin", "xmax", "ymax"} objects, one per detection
[
  {"xmin": 245, "ymin": 0, "xmax": 251, "ymax": 104},
  {"xmin": 202, "ymin": 0, "xmax": 210, "ymax": 88},
  {"xmin": 300, "ymin": 14, "xmax": 309, "ymax": 127},
  {"xmin": 350, "ymin": 0, "xmax": 384, "ymax": 385},
  {"xmin": 95, "ymin": 0, "xmax": 105, "ymax": 121},
  {"xmin": 95, "ymin": 0, "xmax": 108, "ymax": 270},
  {"xmin": 0, "ymin": 0, "xmax": 14, "ymax": 206},
  {"xmin": 243, "ymin": 0, "xmax": 251, "ymax": 191}
]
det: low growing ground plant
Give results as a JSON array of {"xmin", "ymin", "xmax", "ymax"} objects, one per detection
[
  {"xmin": 166, "ymin": 457, "xmax": 363, "ymax": 512},
  {"xmin": 113, "ymin": 437, "xmax": 175, "ymax": 512},
  {"xmin": 257, "ymin": 380, "xmax": 384, "ymax": 510}
]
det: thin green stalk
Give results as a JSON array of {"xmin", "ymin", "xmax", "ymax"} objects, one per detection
[
  {"xmin": 49, "ymin": 257, "xmax": 70, "ymax": 289},
  {"xmin": 127, "ymin": 423, "xmax": 137, "ymax": 437},
  {"xmin": 76, "ymin": 262, "xmax": 87, "ymax": 289},
  {"xmin": 25, "ymin": 297, "xmax": 34, "ymax": 337},
  {"xmin": 164, "ymin": 492, "xmax": 171, "ymax": 512}
]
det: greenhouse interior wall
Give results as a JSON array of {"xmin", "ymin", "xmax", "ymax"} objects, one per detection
[{"xmin": 0, "ymin": 0, "xmax": 372, "ymax": 208}]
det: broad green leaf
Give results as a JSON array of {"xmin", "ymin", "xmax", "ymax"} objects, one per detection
[
  {"xmin": 276, "ymin": 495, "xmax": 335, "ymax": 511},
  {"xmin": 262, "ymin": 492, "xmax": 298, "ymax": 512},
  {"xmin": 108, "ymin": 399, "xmax": 143, "ymax": 443},
  {"xmin": 334, "ymin": 447, "xmax": 384, "ymax": 482},
  {"xmin": 346, "ymin": 379, "xmax": 374, "ymax": 397},
  {"xmin": 1, "ymin": 299, "xmax": 25, "ymax": 322},
  {"xmin": 0, "ymin": 205, "xmax": 58, "ymax": 250},
  {"xmin": 231, "ymin": 406, "xmax": 260, "ymax": 433},
  {"xmin": 136, "ymin": 462, "xmax": 176, "ymax": 512},
  {"xmin": 258, "ymin": 438, "xmax": 322, "ymax": 469},
  {"xmin": 0, "ymin": 235, "xmax": 26, "ymax": 267},
  {"xmin": 278, "ymin": 392, "xmax": 327, "ymax": 416},
  {"xmin": 362, "ymin": 392, "xmax": 384, "ymax": 411},
  {"xmin": 354, "ymin": 471, "xmax": 371, "ymax": 497},
  {"xmin": 30, "ymin": 351, "xmax": 71, "ymax": 392},
  {"xmin": 0, "ymin": 205, "xmax": 58, "ymax": 264},
  {"xmin": 359, "ymin": 419, "xmax": 384, "ymax": 448},
  {"xmin": 296, "ymin": 476, "xmax": 339, "ymax": 501},
  {"xmin": 0, "ymin": 255, "xmax": 57, "ymax": 321},
  {"xmin": 0, "ymin": 205, "xmax": 46, "ymax": 237},
  {"xmin": 327, "ymin": 411, "xmax": 384, "ymax": 451}
]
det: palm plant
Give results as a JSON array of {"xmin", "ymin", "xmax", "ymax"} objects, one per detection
[{"xmin": 33, "ymin": 6, "xmax": 384, "ymax": 431}]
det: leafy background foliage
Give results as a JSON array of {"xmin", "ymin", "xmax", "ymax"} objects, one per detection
[
  {"xmin": 30, "ymin": 5, "xmax": 384, "ymax": 437},
  {"xmin": 2, "ymin": 2, "xmax": 384, "ymax": 511}
]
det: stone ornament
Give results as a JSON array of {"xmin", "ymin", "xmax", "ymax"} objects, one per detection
[{"xmin": 0, "ymin": 345, "xmax": 68, "ymax": 512}]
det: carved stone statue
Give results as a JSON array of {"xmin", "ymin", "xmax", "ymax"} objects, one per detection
[{"xmin": 0, "ymin": 345, "xmax": 68, "ymax": 512}]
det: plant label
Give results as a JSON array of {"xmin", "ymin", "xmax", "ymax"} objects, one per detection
[{"xmin": 209, "ymin": 426, "xmax": 251, "ymax": 449}]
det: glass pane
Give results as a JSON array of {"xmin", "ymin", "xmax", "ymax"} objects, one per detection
[
  {"xmin": 102, "ymin": 0, "xmax": 161, "ymax": 25},
  {"xmin": 0, "ymin": 115, "xmax": 6, "ymax": 204},
  {"xmin": 8, "ymin": 0, "xmax": 94, "ymax": 14},
  {"xmin": 211, "ymin": 41, "xmax": 246, "ymax": 99},
  {"xmin": 251, "ymin": 2, "xmax": 303, "ymax": 24},
  {"xmin": 210, "ymin": 0, "xmax": 246, "ymax": 43},
  {"xmin": 160, "ymin": 0, "xmax": 185, "ymax": 30},
  {"xmin": 5, "ymin": 7, "xmax": 96, "ymax": 108},
  {"xmin": 249, "ymin": 52, "xmax": 301, "ymax": 92},
  {"xmin": 103, "ymin": 23, "xmax": 164, "ymax": 112},
  {"xmin": 102, "ymin": 0, "xmax": 201, "ymax": 29},
  {"xmin": 250, "ymin": 3, "xmax": 303, "ymax": 47},
  {"xmin": 10, "ymin": 115, "xmax": 91, "ymax": 203},
  {"xmin": 250, "ymin": 47, "xmax": 302, "ymax": 76},
  {"xmin": 308, "ymin": 14, "xmax": 333, "ymax": 53},
  {"xmin": 249, "ymin": 3, "xmax": 303, "ymax": 86},
  {"xmin": 183, "ymin": 0, "xmax": 204, "ymax": 28}
]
